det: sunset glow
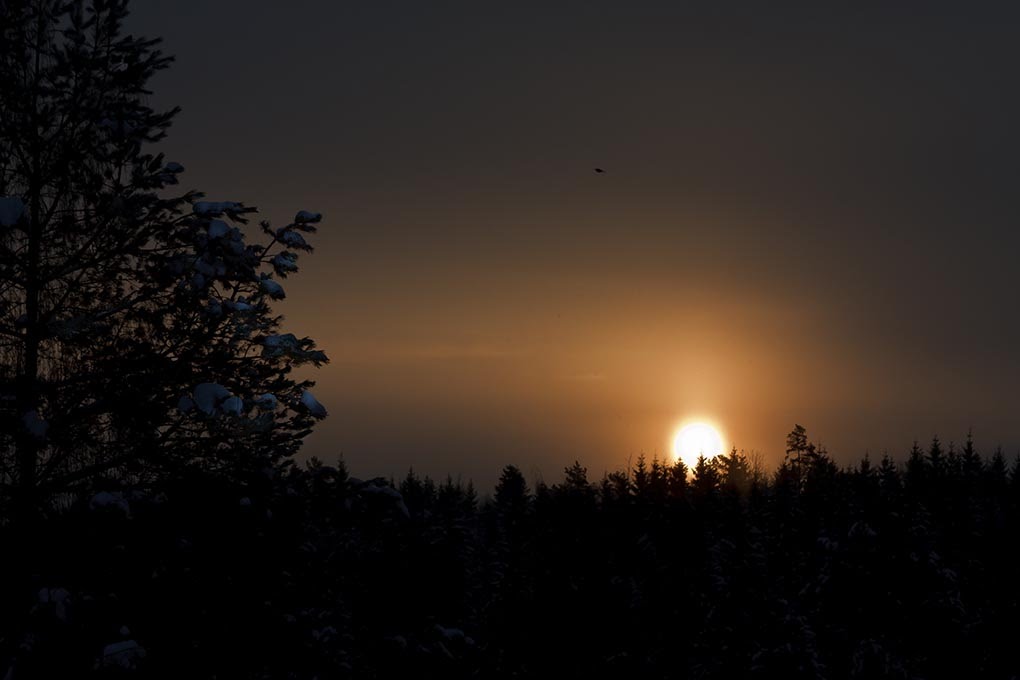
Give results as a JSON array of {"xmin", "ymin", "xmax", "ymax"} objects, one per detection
[{"xmin": 673, "ymin": 422, "xmax": 725, "ymax": 468}]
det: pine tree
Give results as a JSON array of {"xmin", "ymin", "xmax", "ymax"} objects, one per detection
[
  {"xmin": 857, "ymin": 452, "xmax": 874, "ymax": 477},
  {"xmin": 667, "ymin": 457, "xmax": 688, "ymax": 499},
  {"xmin": 494, "ymin": 464, "xmax": 529, "ymax": 516},
  {"xmin": 632, "ymin": 453, "xmax": 649, "ymax": 497},
  {"xmin": 717, "ymin": 447, "xmax": 751, "ymax": 496},
  {"xmin": 691, "ymin": 454, "xmax": 721, "ymax": 499},
  {"xmin": 785, "ymin": 424, "xmax": 814, "ymax": 464},
  {"xmin": 878, "ymin": 453, "xmax": 901, "ymax": 495},
  {"xmin": 554, "ymin": 460, "xmax": 596, "ymax": 512},
  {"xmin": 0, "ymin": 0, "xmax": 328, "ymax": 514},
  {"xmin": 927, "ymin": 435, "xmax": 945, "ymax": 475},
  {"xmin": 984, "ymin": 446, "xmax": 1008, "ymax": 495},
  {"xmin": 561, "ymin": 460, "xmax": 592, "ymax": 494},
  {"xmin": 785, "ymin": 423, "xmax": 819, "ymax": 482},
  {"xmin": 649, "ymin": 456, "xmax": 669, "ymax": 500},
  {"xmin": 906, "ymin": 440, "xmax": 926, "ymax": 487},
  {"xmin": 1008, "ymin": 454, "xmax": 1020, "ymax": 492},
  {"xmin": 400, "ymin": 468, "xmax": 431, "ymax": 520},
  {"xmin": 961, "ymin": 430, "xmax": 982, "ymax": 479}
]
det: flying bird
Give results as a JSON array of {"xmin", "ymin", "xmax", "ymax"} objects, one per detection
[{"xmin": 594, "ymin": 167, "xmax": 606, "ymax": 174}]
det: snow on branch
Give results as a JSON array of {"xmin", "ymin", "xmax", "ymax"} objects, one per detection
[{"xmin": 0, "ymin": 197, "xmax": 26, "ymax": 227}]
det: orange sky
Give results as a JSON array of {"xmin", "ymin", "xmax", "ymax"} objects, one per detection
[{"xmin": 130, "ymin": 1, "xmax": 1020, "ymax": 488}]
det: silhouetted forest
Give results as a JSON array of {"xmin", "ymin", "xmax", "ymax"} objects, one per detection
[
  {"xmin": 3, "ymin": 426, "xmax": 1020, "ymax": 678},
  {"xmin": 4, "ymin": 2, "xmax": 1020, "ymax": 678}
]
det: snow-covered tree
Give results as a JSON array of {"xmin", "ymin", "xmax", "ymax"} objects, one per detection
[{"xmin": 0, "ymin": 0, "xmax": 328, "ymax": 516}]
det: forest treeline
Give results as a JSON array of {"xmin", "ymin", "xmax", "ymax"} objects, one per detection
[
  {"xmin": 3, "ymin": 2, "xmax": 1020, "ymax": 678},
  {"xmin": 5, "ymin": 425, "xmax": 1020, "ymax": 679}
]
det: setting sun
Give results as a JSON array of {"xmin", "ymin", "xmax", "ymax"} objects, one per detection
[{"xmin": 673, "ymin": 422, "xmax": 725, "ymax": 468}]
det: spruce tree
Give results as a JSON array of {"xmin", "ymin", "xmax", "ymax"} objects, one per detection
[
  {"xmin": 667, "ymin": 457, "xmax": 688, "ymax": 499},
  {"xmin": 878, "ymin": 453, "xmax": 901, "ymax": 495},
  {"xmin": 906, "ymin": 440, "xmax": 926, "ymax": 487},
  {"xmin": 961, "ymin": 430, "xmax": 982, "ymax": 478},
  {"xmin": 0, "ymin": 0, "xmax": 328, "ymax": 514},
  {"xmin": 493, "ymin": 464, "xmax": 529, "ymax": 515},
  {"xmin": 785, "ymin": 423, "xmax": 819, "ymax": 487},
  {"xmin": 927, "ymin": 435, "xmax": 945, "ymax": 474},
  {"xmin": 691, "ymin": 454, "xmax": 721, "ymax": 499},
  {"xmin": 632, "ymin": 453, "xmax": 649, "ymax": 496},
  {"xmin": 717, "ymin": 447, "xmax": 751, "ymax": 496}
]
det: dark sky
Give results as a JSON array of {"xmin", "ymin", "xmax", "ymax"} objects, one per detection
[{"xmin": 130, "ymin": 1, "xmax": 1020, "ymax": 487}]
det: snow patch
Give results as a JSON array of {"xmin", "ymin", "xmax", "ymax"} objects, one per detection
[
  {"xmin": 22, "ymin": 410, "xmax": 49, "ymax": 439},
  {"xmin": 194, "ymin": 259, "xmax": 217, "ymax": 277},
  {"xmin": 221, "ymin": 396, "xmax": 244, "ymax": 416},
  {"xmin": 207, "ymin": 220, "xmax": 230, "ymax": 239},
  {"xmin": 90, "ymin": 491, "xmax": 131, "ymax": 516},
  {"xmin": 279, "ymin": 230, "xmax": 308, "ymax": 248},
  {"xmin": 0, "ymin": 197, "xmax": 25, "ymax": 226},
  {"xmin": 272, "ymin": 252, "xmax": 298, "ymax": 274},
  {"xmin": 193, "ymin": 383, "xmax": 232, "ymax": 415},
  {"xmin": 101, "ymin": 640, "xmax": 146, "ymax": 669},
  {"xmin": 436, "ymin": 625, "xmax": 467, "ymax": 642},
  {"xmin": 193, "ymin": 201, "xmax": 243, "ymax": 216},
  {"xmin": 356, "ymin": 480, "xmax": 410, "ymax": 518},
  {"xmin": 264, "ymin": 333, "xmax": 298, "ymax": 354},
  {"xmin": 38, "ymin": 587, "xmax": 71, "ymax": 622},
  {"xmin": 295, "ymin": 210, "xmax": 322, "ymax": 224},
  {"xmin": 255, "ymin": 393, "xmax": 278, "ymax": 410},
  {"xmin": 225, "ymin": 300, "xmax": 253, "ymax": 312},
  {"xmin": 259, "ymin": 277, "xmax": 285, "ymax": 299},
  {"xmin": 301, "ymin": 390, "xmax": 328, "ymax": 418},
  {"xmin": 849, "ymin": 521, "xmax": 877, "ymax": 540}
]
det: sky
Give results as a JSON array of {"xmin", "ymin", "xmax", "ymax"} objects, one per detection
[{"xmin": 129, "ymin": 1, "xmax": 1020, "ymax": 488}]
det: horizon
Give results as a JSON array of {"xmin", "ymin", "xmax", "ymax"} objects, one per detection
[
  {"xmin": 342, "ymin": 427, "xmax": 1016, "ymax": 496},
  {"xmin": 6, "ymin": 2, "xmax": 1020, "ymax": 676},
  {"xmin": 126, "ymin": 1, "xmax": 1020, "ymax": 489}
]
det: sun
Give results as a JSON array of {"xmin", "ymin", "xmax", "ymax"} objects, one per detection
[{"xmin": 673, "ymin": 422, "xmax": 725, "ymax": 468}]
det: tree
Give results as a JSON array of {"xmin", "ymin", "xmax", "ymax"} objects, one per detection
[
  {"xmin": 400, "ymin": 468, "xmax": 435, "ymax": 520},
  {"xmin": 717, "ymin": 447, "xmax": 751, "ymax": 496},
  {"xmin": 632, "ymin": 453, "xmax": 649, "ymax": 497},
  {"xmin": 960, "ymin": 430, "xmax": 982, "ymax": 478},
  {"xmin": 785, "ymin": 424, "xmax": 817, "ymax": 468},
  {"xmin": 785, "ymin": 424, "xmax": 824, "ymax": 489},
  {"xmin": 0, "ymin": 0, "xmax": 328, "ymax": 515},
  {"xmin": 984, "ymin": 446, "xmax": 1008, "ymax": 493},
  {"xmin": 927, "ymin": 435, "xmax": 945, "ymax": 474},
  {"xmin": 906, "ymin": 440, "xmax": 926, "ymax": 487},
  {"xmin": 554, "ymin": 461, "xmax": 596, "ymax": 510},
  {"xmin": 494, "ymin": 464, "xmax": 530, "ymax": 516},
  {"xmin": 691, "ymin": 454, "xmax": 720, "ymax": 499},
  {"xmin": 667, "ymin": 457, "xmax": 688, "ymax": 499},
  {"xmin": 599, "ymin": 469, "xmax": 631, "ymax": 505},
  {"xmin": 649, "ymin": 456, "xmax": 669, "ymax": 500},
  {"xmin": 561, "ymin": 460, "xmax": 591, "ymax": 494},
  {"xmin": 878, "ymin": 453, "xmax": 900, "ymax": 495}
]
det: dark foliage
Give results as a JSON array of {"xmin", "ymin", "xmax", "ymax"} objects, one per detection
[
  {"xmin": 3, "ymin": 430, "xmax": 1020, "ymax": 679},
  {"xmin": 0, "ymin": 0, "xmax": 327, "ymax": 517},
  {"xmin": 2, "ymin": 3, "xmax": 1019, "ymax": 679}
]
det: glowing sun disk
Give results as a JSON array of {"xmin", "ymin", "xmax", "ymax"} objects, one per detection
[{"xmin": 673, "ymin": 422, "xmax": 724, "ymax": 468}]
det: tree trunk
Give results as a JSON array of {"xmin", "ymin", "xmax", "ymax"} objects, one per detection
[
  {"xmin": 13, "ymin": 7, "xmax": 46, "ymax": 521},
  {"xmin": 15, "ymin": 186, "xmax": 42, "ymax": 519}
]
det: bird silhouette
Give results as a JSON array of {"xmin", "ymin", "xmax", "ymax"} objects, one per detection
[{"xmin": 594, "ymin": 167, "xmax": 606, "ymax": 174}]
